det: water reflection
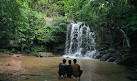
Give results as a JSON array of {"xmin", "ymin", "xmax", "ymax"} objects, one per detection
[
  {"xmin": 79, "ymin": 59, "xmax": 130, "ymax": 81},
  {"xmin": 20, "ymin": 56, "xmax": 131, "ymax": 81}
]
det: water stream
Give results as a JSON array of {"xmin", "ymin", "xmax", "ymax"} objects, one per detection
[
  {"xmin": 64, "ymin": 22, "xmax": 98, "ymax": 58},
  {"xmin": 120, "ymin": 29, "xmax": 130, "ymax": 47}
]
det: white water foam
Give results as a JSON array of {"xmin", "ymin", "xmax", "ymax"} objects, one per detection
[{"xmin": 63, "ymin": 22, "xmax": 98, "ymax": 59}]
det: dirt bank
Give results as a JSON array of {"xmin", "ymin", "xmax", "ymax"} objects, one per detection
[{"xmin": 0, "ymin": 53, "xmax": 25, "ymax": 81}]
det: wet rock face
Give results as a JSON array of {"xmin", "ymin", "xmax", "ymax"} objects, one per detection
[
  {"xmin": 103, "ymin": 31, "xmax": 114, "ymax": 48},
  {"xmin": 93, "ymin": 27, "xmax": 131, "ymax": 62},
  {"xmin": 100, "ymin": 54, "xmax": 110, "ymax": 61},
  {"xmin": 106, "ymin": 57, "xmax": 117, "ymax": 62},
  {"xmin": 101, "ymin": 29, "xmax": 125, "ymax": 50}
]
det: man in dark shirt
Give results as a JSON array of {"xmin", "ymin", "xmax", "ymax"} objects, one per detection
[
  {"xmin": 67, "ymin": 60, "xmax": 73, "ymax": 78},
  {"xmin": 72, "ymin": 59, "xmax": 83, "ymax": 80},
  {"xmin": 58, "ymin": 59, "xmax": 67, "ymax": 77}
]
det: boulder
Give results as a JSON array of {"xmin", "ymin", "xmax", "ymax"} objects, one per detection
[
  {"xmin": 100, "ymin": 54, "xmax": 111, "ymax": 61},
  {"xmin": 32, "ymin": 52, "xmax": 55, "ymax": 57},
  {"xmin": 106, "ymin": 57, "xmax": 117, "ymax": 62}
]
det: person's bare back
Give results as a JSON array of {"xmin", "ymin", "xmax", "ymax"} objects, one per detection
[
  {"xmin": 72, "ymin": 63, "xmax": 80, "ymax": 77},
  {"xmin": 72, "ymin": 59, "xmax": 83, "ymax": 80}
]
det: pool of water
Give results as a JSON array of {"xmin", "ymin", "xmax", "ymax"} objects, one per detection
[{"xmin": 20, "ymin": 56, "xmax": 131, "ymax": 81}]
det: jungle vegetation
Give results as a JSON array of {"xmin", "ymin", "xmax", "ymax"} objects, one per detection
[{"xmin": 0, "ymin": 0, "xmax": 137, "ymax": 68}]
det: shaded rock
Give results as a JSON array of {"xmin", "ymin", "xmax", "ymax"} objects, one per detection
[
  {"xmin": 94, "ymin": 54, "xmax": 103, "ymax": 59},
  {"xmin": 106, "ymin": 57, "xmax": 117, "ymax": 62},
  {"xmin": 100, "ymin": 54, "xmax": 111, "ymax": 61},
  {"xmin": 108, "ymin": 49, "xmax": 116, "ymax": 53},
  {"xmin": 55, "ymin": 44, "xmax": 65, "ymax": 50},
  {"xmin": 25, "ymin": 78, "xmax": 29, "ymax": 80},
  {"xmin": 32, "ymin": 52, "xmax": 55, "ymax": 57},
  {"xmin": 113, "ymin": 58, "xmax": 120, "ymax": 63}
]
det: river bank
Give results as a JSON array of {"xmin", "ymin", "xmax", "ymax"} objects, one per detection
[
  {"xmin": 0, "ymin": 53, "xmax": 132, "ymax": 81},
  {"xmin": 0, "ymin": 53, "xmax": 25, "ymax": 81}
]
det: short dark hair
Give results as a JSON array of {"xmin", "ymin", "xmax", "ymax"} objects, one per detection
[
  {"xmin": 63, "ymin": 59, "xmax": 66, "ymax": 63},
  {"xmin": 68, "ymin": 60, "xmax": 71, "ymax": 64},
  {"xmin": 73, "ymin": 59, "xmax": 77, "ymax": 63}
]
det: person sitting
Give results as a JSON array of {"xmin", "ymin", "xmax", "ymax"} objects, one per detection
[
  {"xmin": 72, "ymin": 59, "xmax": 83, "ymax": 80},
  {"xmin": 58, "ymin": 59, "xmax": 67, "ymax": 78},
  {"xmin": 66, "ymin": 60, "xmax": 73, "ymax": 78}
]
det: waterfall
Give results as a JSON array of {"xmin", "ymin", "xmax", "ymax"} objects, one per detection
[
  {"xmin": 63, "ymin": 22, "xmax": 98, "ymax": 58},
  {"xmin": 120, "ymin": 29, "xmax": 130, "ymax": 47}
]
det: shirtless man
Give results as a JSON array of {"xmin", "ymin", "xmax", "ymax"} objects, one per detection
[{"xmin": 72, "ymin": 59, "xmax": 82, "ymax": 80}]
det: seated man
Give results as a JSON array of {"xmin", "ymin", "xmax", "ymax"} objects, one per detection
[
  {"xmin": 66, "ymin": 60, "xmax": 73, "ymax": 78},
  {"xmin": 58, "ymin": 59, "xmax": 67, "ymax": 77},
  {"xmin": 72, "ymin": 59, "xmax": 83, "ymax": 80}
]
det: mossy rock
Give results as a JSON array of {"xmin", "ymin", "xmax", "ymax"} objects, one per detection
[{"xmin": 32, "ymin": 52, "xmax": 55, "ymax": 57}]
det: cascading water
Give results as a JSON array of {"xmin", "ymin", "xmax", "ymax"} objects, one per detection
[
  {"xmin": 120, "ymin": 29, "xmax": 130, "ymax": 47},
  {"xmin": 63, "ymin": 22, "xmax": 98, "ymax": 58}
]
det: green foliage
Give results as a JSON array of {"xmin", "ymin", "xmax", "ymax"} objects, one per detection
[
  {"xmin": 36, "ymin": 17, "xmax": 70, "ymax": 43},
  {"xmin": 0, "ymin": 49, "xmax": 10, "ymax": 53},
  {"xmin": 56, "ymin": 0, "xmax": 137, "ymax": 67},
  {"xmin": 27, "ymin": 0, "xmax": 61, "ymax": 17},
  {"xmin": 123, "ymin": 14, "xmax": 137, "ymax": 31},
  {"xmin": 58, "ymin": 0, "xmax": 134, "ymax": 29},
  {"xmin": 58, "ymin": 0, "xmax": 88, "ymax": 20},
  {"xmin": 11, "ymin": 48, "xmax": 16, "ymax": 53},
  {"xmin": 117, "ymin": 51, "xmax": 137, "ymax": 66},
  {"xmin": 0, "ymin": 0, "xmax": 70, "ymax": 53},
  {"xmin": 37, "ymin": 24, "xmax": 55, "ymax": 42},
  {"xmin": 31, "ymin": 45, "xmax": 47, "ymax": 52},
  {"xmin": 52, "ymin": 17, "xmax": 70, "ymax": 42},
  {"xmin": 1, "ymin": 0, "xmax": 137, "ymax": 67},
  {"xmin": 0, "ymin": 0, "xmax": 21, "ymax": 48}
]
